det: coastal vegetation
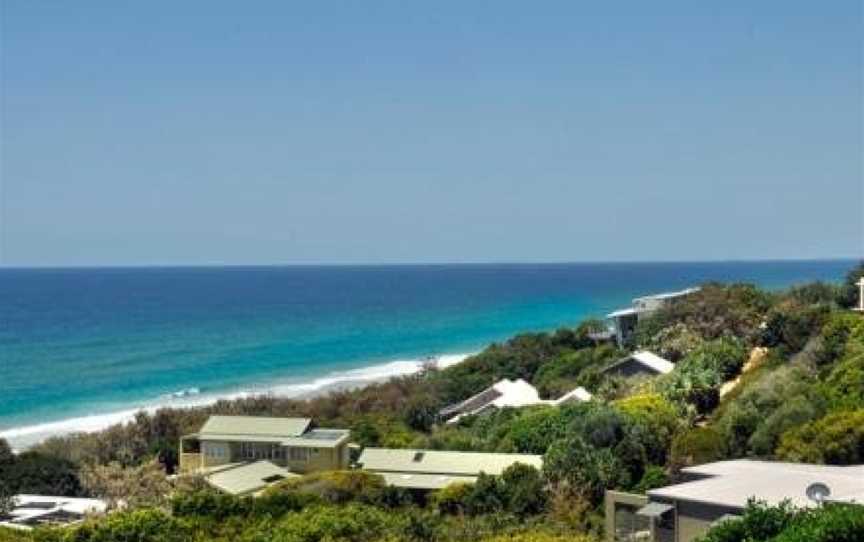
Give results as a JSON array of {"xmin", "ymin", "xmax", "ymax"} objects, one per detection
[{"xmin": 1, "ymin": 263, "xmax": 863, "ymax": 541}]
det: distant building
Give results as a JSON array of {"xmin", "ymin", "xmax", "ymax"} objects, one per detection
[
  {"xmin": 440, "ymin": 378, "xmax": 592, "ymax": 424},
  {"xmin": 357, "ymin": 448, "xmax": 542, "ymax": 490},
  {"xmin": 178, "ymin": 415, "xmax": 351, "ymax": 475},
  {"xmin": 0, "ymin": 495, "xmax": 107, "ymax": 530},
  {"xmin": 607, "ymin": 288, "xmax": 699, "ymax": 347},
  {"xmin": 605, "ymin": 460, "xmax": 864, "ymax": 542},
  {"xmin": 601, "ymin": 351, "xmax": 675, "ymax": 379}
]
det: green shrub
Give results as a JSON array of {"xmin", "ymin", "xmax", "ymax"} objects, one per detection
[
  {"xmin": 697, "ymin": 501, "xmax": 864, "ymax": 542},
  {"xmin": 432, "ymin": 482, "xmax": 474, "ymax": 515},
  {"xmin": 501, "ymin": 464, "xmax": 547, "ymax": 517},
  {"xmin": 670, "ymin": 427, "xmax": 726, "ymax": 468},
  {"xmin": 776, "ymin": 409, "xmax": 864, "ymax": 464}
]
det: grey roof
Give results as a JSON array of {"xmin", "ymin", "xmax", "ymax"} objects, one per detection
[
  {"xmin": 375, "ymin": 472, "xmax": 479, "ymax": 490},
  {"xmin": 648, "ymin": 460, "xmax": 864, "ymax": 509},
  {"xmin": 199, "ymin": 415, "xmax": 311, "ymax": 439},
  {"xmin": 205, "ymin": 461, "xmax": 297, "ymax": 496},
  {"xmin": 358, "ymin": 448, "xmax": 542, "ymax": 477},
  {"xmin": 283, "ymin": 429, "xmax": 351, "ymax": 448}
]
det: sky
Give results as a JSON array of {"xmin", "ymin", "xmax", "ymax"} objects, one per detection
[{"xmin": 1, "ymin": 1, "xmax": 862, "ymax": 266}]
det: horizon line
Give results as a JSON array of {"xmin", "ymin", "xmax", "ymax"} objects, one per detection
[{"xmin": 0, "ymin": 256, "xmax": 859, "ymax": 271}]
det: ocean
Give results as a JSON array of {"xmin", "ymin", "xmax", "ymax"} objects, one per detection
[{"xmin": 0, "ymin": 260, "xmax": 854, "ymax": 448}]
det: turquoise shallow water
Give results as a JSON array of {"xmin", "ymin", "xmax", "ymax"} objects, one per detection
[{"xmin": 0, "ymin": 260, "xmax": 853, "ymax": 438}]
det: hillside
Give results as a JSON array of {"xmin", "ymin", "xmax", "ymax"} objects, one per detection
[{"xmin": 1, "ymin": 263, "xmax": 863, "ymax": 542}]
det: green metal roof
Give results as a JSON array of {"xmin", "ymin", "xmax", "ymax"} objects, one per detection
[
  {"xmin": 358, "ymin": 448, "xmax": 542, "ymax": 477},
  {"xmin": 205, "ymin": 461, "xmax": 297, "ymax": 496},
  {"xmin": 198, "ymin": 415, "xmax": 311, "ymax": 439}
]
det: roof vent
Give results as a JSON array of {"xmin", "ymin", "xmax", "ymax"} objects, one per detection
[
  {"xmin": 412, "ymin": 452, "xmax": 425, "ymax": 462},
  {"xmin": 806, "ymin": 482, "xmax": 831, "ymax": 505}
]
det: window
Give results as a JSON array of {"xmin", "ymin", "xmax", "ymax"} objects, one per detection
[
  {"xmin": 289, "ymin": 447, "xmax": 309, "ymax": 462},
  {"xmin": 413, "ymin": 452, "xmax": 425, "ymax": 462},
  {"xmin": 310, "ymin": 448, "xmax": 320, "ymax": 456}
]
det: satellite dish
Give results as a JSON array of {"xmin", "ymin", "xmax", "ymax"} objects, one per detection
[{"xmin": 806, "ymin": 482, "xmax": 831, "ymax": 504}]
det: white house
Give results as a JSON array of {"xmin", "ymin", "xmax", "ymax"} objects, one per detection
[
  {"xmin": 440, "ymin": 378, "xmax": 592, "ymax": 424},
  {"xmin": 0, "ymin": 495, "xmax": 107, "ymax": 530},
  {"xmin": 608, "ymin": 287, "xmax": 699, "ymax": 347}
]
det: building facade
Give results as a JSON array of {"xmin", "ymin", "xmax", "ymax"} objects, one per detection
[{"xmin": 179, "ymin": 415, "xmax": 351, "ymax": 474}]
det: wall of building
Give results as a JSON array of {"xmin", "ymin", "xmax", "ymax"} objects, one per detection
[
  {"xmin": 605, "ymin": 491, "xmax": 649, "ymax": 542},
  {"xmin": 285, "ymin": 444, "xmax": 346, "ymax": 473},
  {"xmin": 674, "ymin": 500, "xmax": 741, "ymax": 542},
  {"xmin": 201, "ymin": 440, "xmax": 233, "ymax": 468}
]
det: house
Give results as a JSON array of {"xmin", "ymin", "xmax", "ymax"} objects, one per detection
[
  {"xmin": 0, "ymin": 495, "xmax": 107, "ymax": 530},
  {"xmin": 601, "ymin": 351, "xmax": 674, "ymax": 379},
  {"xmin": 608, "ymin": 288, "xmax": 699, "ymax": 347},
  {"xmin": 357, "ymin": 448, "xmax": 543, "ymax": 490},
  {"xmin": 202, "ymin": 460, "xmax": 298, "ymax": 496},
  {"xmin": 440, "ymin": 379, "xmax": 592, "ymax": 424},
  {"xmin": 605, "ymin": 460, "xmax": 864, "ymax": 542},
  {"xmin": 178, "ymin": 415, "xmax": 351, "ymax": 475}
]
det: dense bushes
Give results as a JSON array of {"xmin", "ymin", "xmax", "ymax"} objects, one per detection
[
  {"xmin": 658, "ymin": 338, "xmax": 747, "ymax": 415},
  {"xmin": 775, "ymin": 409, "xmax": 864, "ymax": 464},
  {"xmin": 0, "ymin": 443, "xmax": 83, "ymax": 497},
  {"xmin": 697, "ymin": 501, "xmax": 864, "ymax": 542}
]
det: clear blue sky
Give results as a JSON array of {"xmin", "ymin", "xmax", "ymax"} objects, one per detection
[{"xmin": 1, "ymin": 1, "xmax": 861, "ymax": 266}]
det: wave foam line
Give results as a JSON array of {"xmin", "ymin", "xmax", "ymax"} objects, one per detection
[{"xmin": 0, "ymin": 353, "xmax": 473, "ymax": 451}]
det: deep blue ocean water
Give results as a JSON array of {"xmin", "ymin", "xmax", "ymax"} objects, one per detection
[{"xmin": 0, "ymin": 260, "xmax": 854, "ymax": 443}]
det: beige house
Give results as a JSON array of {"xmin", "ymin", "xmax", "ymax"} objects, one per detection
[
  {"xmin": 179, "ymin": 415, "xmax": 351, "ymax": 475},
  {"xmin": 605, "ymin": 460, "xmax": 864, "ymax": 542},
  {"xmin": 357, "ymin": 447, "xmax": 542, "ymax": 490}
]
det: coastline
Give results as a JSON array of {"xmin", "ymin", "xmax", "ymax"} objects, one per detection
[{"xmin": 0, "ymin": 352, "xmax": 473, "ymax": 452}]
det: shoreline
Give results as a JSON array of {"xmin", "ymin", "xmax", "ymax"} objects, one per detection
[{"xmin": 0, "ymin": 352, "xmax": 473, "ymax": 452}]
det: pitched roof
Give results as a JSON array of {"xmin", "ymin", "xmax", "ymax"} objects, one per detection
[
  {"xmin": 205, "ymin": 461, "xmax": 297, "ymax": 496},
  {"xmin": 648, "ymin": 460, "xmax": 864, "ymax": 509},
  {"xmin": 630, "ymin": 351, "xmax": 675, "ymax": 374},
  {"xmin": 198, "ymin": 415, "xmax": 311, "ymax": 439},
  {"xmin": 553, "ymin": 386, "xmax": 593, "ymax": 404},
  {"xmin": 358, "ymin": 448, "xmax": 542, "ymax": 477},
  {"xmin": 604, "ymin": 351, "xmax": 674, "ymax": 375},
  {"xmin": 442, "ymin": 379, "xmax": 545, "ymax": 423}
]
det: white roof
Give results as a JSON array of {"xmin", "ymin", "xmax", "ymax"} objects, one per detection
[
  {"xmin": 553, "ymin": 386, "xmax": 593, "ymax": 404},
  {"xmin": 358, "ymin": 448, "xmax": 542, "ymax": 477},
  {"xmin": 634, "ymin": 287, "xmax": 700, "ymax": 304},
  {"xmin": 0, "ymin": 495, "xmax": 107, "ymax": 530},
  {"xmin": 607, "ymin": 307, "xmax": 638, "ymax": 318},
  {"xmin": 649, "ymin": 460, "xmax": 864, "ymax": 509},
  {"xmin": 445, "ymin": 378, "xmax": 545, "ymax": 423},
  {"xmin": 630, "ymin": 351, "xmax": 675, "ymax": 374}
]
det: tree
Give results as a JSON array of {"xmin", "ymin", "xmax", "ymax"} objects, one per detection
[
  {"xmin": 403, "ymin": 396, "xmax": 439, "ymax": 432},
  {"xmin": 464, "ymin": 473, "xmax": 506, "ymax": 516},
  {"xmin": 80, "ymin": 458, "xmax": 171, "ymax": 509},
  {"xmin": 543, "ymin": 436, "xmax": 628, "ymax": 504},
  {"xmin": 501, "ymin": 463, "xmax": 547, "ymax": 517}
]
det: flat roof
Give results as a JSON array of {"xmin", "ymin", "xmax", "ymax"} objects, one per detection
[
  {"xmin": 603, "ymin": 351, "xmax": 674, "ymax": 375},
  {"xmin": 649, "ymin": 460, "xmax": 864, "ymax": 509},
  {"xmin": 205, "ymin": 461, "xmax": 297, "ymax": 496},
  {"xmin": 198, "ymin": 415, "xmax": 312, "ymax": 439},
  {"xmin": 358, "ymin": 448, "xmax": 542, "ymax": 477},
  {"xmin": 376, "ymin": 472, "xmax": 479, "ymax": 490}
]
